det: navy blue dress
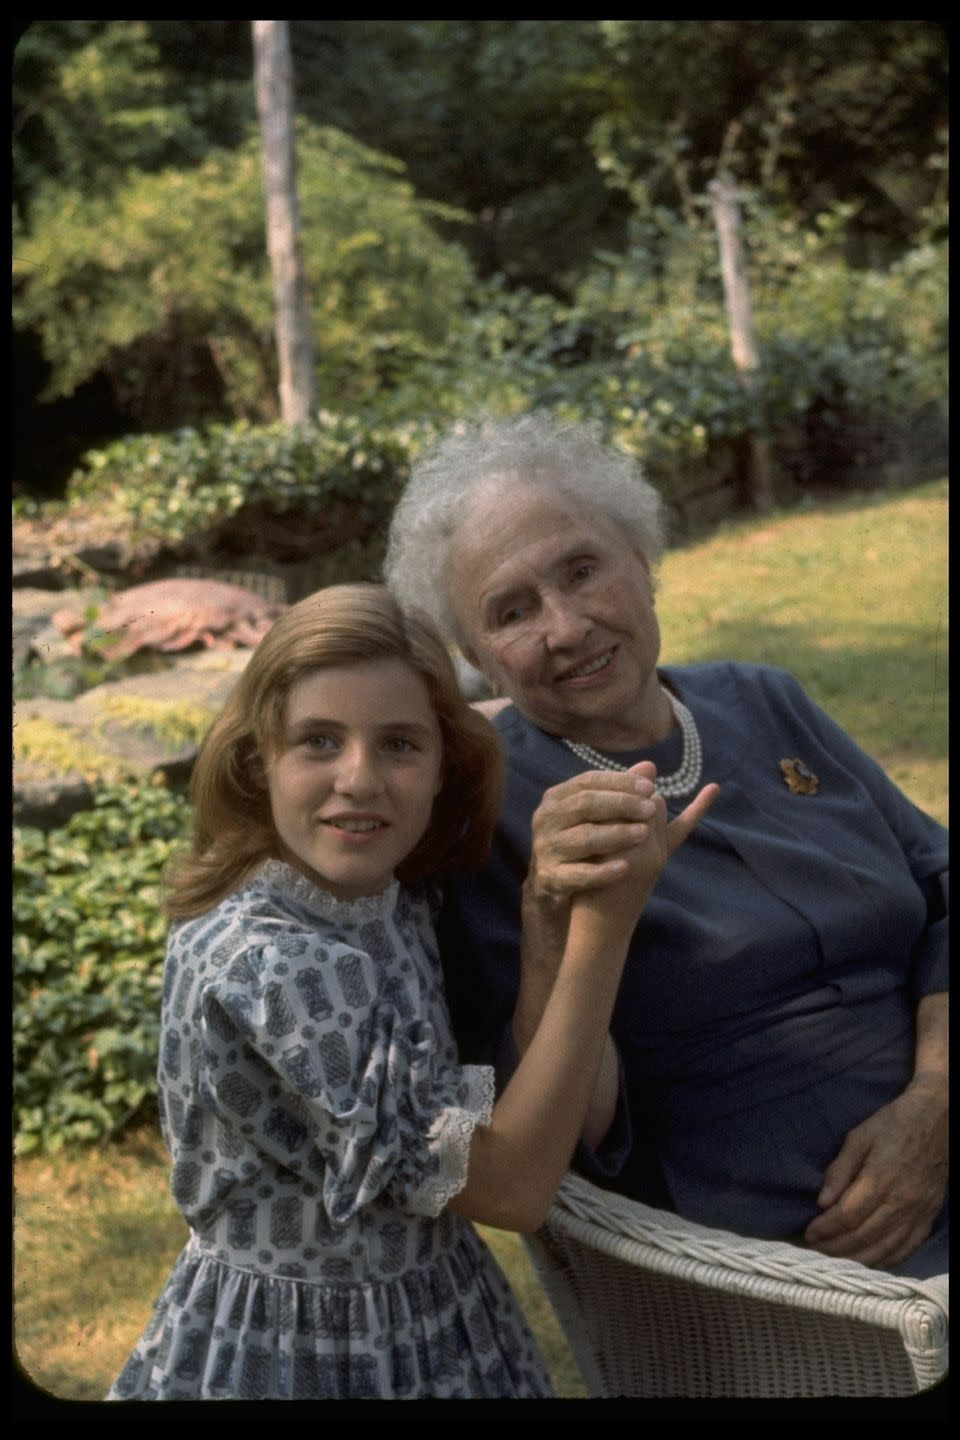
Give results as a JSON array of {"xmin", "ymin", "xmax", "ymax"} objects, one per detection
[{"xmin": 440, "ymin": 664, "xmax": 948, "ymax": 1279}]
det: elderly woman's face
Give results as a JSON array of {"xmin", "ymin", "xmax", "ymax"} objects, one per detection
[{"xmin": 449, "ymin": 484, "xmax": 663, "ymax": 746}]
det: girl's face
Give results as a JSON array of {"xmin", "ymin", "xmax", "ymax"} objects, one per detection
[{"xmin": 266, "ymin": 658, "xmax": 444, "ymax": 900}]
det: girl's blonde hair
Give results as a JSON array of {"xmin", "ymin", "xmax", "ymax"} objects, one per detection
[{"xmin": 165, "ymin": 584, "xmax": 503, "ymax": 918}]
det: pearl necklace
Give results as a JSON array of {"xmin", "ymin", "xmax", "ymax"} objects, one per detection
[{"xmin": 561, "ymin": 696, "xmax": 703, "ymax": 798}]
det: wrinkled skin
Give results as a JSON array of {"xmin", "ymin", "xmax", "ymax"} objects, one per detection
[{"xmin": 804, "ymin": 1064, "xmax": 948, "ymax": 1268}]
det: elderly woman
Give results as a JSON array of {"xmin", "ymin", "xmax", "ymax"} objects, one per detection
[{"xmin": 384, "ymin": 413, "xmax": 948, "ymax": 1280}]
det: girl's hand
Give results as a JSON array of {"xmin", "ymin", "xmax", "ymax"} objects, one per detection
[
  {"xmin": 527, "ymin": 767, "xmax": 659, "ymax": 904},
  {"xmin": 569, "ymin": 763, "xmax": 718, "ymax": 948},
  {"xmin": 527, "ymin": 762, "xmax": 718, "ymax": 898}
]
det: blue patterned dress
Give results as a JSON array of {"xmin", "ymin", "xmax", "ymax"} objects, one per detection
[{"xmin": 108, "ymin": 861, "xmax": 553, "ymax": 1401}]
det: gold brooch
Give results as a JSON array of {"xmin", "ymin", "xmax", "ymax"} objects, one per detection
[{"xmin": 780, "ymin": 758, "xmax": 819, "ymax": 795}]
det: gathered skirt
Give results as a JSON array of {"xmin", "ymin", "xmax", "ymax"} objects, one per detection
[{"xmin": 108, "ymin": 1222, "xmax": 553, "ymax": 1401}]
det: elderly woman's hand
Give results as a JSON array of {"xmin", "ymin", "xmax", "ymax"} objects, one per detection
[
  {"xmin": 520, "ymin": 768, "xmax": 656, "ymax": 978},
  {"xmin": 520, "ymin": 764, "xmax": 718, "ymax": 985},
  {"xmin": 803, "ymin": 1072, "xmax": 948, "ymax": 1269},
  {"xmin": 526, "ymin": 765, "xmax": 717, "ymax": 905},
  {"xmin": 569, "ymin": 764, "xmax": 718, "ymax": 948}
]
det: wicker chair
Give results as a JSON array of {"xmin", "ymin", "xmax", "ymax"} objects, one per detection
[{"xmin": 526, "ymin": 1172, "xmax": 948, "ymax": 1398}]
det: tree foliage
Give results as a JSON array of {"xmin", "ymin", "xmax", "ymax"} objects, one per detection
[
  {"xmin": 14, "ymin": 121, "xmax": 473, "ymax": 426},
  {"xmin": 12, "ymin": 20, "xmax": 948, "ymax": 491},
  {"xmin": 565, "ymin": 199, "xmax": 947, "ymax": 482},
  {"xmin": 61, "ymin": 197, "xmax": 946, "ymax": 535},
  {"xmin": 289, "ymin": 19, "xmax": 947, "ymax": 280},
  {"xmin": 17, "ymin": 20, "xmax": 945, "ymax": 291},
  {"xmin": 585, "ymin": 20, "xmax": 947, "ymax": 265},
  {"xmin": 13, "ymin": 21, "xmax": 248, "ymax": 222},
  {"xmin": 288, "ymin": 19, "xmax": 625, "ymax": 291}
]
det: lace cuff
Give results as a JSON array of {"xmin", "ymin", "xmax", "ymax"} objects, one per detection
[{"xmin": 403, "ymin": 1064, "xmax": 496, "ymax": 1217}]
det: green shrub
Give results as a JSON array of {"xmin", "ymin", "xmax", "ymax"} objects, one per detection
[
  {"xmin": 549, "ymin": 199, "xmax": 948, "ymax": 485},
  {"xmin": 14, "ymin": 783, "xmax": 193, "ymax": 1152},
  {"xmin": 65, "ymin": 412, "xmax": 435, "ymax": 553},
  {"xmin": 57, "ymin": 206, "xmax": 947, "ymax": 553},
  {"xmin": 392, "ymin": 203, "xmax": 946, "ymax": 495}
]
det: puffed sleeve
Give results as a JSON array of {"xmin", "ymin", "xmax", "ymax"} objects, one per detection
[{"xmin": 195, "ymin": 927, "xmax": 495, "ymax": 1225}]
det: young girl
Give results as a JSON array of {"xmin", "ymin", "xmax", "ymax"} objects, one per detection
[{"xmin": 108, "ymin": 584, "xmax": 714, "ymax": 1401}]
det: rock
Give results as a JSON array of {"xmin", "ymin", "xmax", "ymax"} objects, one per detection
[
  {"xmin": 86, "ymin": 649, "xmax": 253, "ymax": 710},
  {"xmin": 62, "ymin": 577, "xmax": 288, "ymax": 661},
  {"xmin": 12, "ymin": 586, "xmax": 106, "ymax": 620},
  {"xmin": 22, "ymin": 622, "xmax": 82, "ymax": 666},
  {"xmin": 13, "ymin": 649, "xmax": 254, "ymax": 830},
  {"xmin": 50, "ymin": 607, "xmax": 85, "ymax": 636},
  {"xmin": 12, "ymin": 545, "xmax": 132, "ymax": 589},
  {"xmin": 13, "ymin": 587, "xmax": 110, "ymax": 672},
  {"xmin": 14, "ymin": 777, "xmax": 98, "ymax": 830},
  {"xmin": 13, "ymin": 556, "xmax": 74, "ymax": 589},
  {"xmin": 13, "ymin": 503, "xmax": 166, "ymax": 589},
  {"xmin": 71, "ymin": 542, "xmax": 130, "ymax": 573},
  {"xmin": 14, "ymin": 614, "xmax": 55, "ymax": 673}
]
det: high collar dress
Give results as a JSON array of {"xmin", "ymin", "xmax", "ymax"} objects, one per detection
[{"xmin": 108, "ymin": 861, "xmax": 553, "ymax": 1400}]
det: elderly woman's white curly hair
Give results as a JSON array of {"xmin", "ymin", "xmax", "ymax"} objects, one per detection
[{"xmin": 384, "ymin": 412, "xmax": 667, "ymax": 647}]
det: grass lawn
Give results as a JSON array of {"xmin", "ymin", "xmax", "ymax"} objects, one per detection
[
  {"xmin": 14, "ymin": 478, "xmax": 947, "ymax": 1402},
  {"xmin": 14, "ymin": 1128, "xmax": 583, "ymax": 1401},
  {"xmin": 657, "ymin": 477, "xmax": 947, "ymax": 825}
]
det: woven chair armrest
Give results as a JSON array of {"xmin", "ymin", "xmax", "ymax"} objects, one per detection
[{"xmin": 549, "ymin": 1172, "xmax": 948, "ymax": 1325}]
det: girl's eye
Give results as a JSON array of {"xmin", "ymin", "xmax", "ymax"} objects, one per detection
[
  {"xmin": 303, "ymin": 734, "xmax": 336, "ymax": 752},
  {"xmin": 572, "ymin": 562, "xmax": 596, "ymax": 582},
  {"xmin": 384, "ymin": 736, "xmax": 417, "ymax": 754}
]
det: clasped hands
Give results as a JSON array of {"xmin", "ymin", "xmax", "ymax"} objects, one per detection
[{"xmin": 527, "ymin": 761, "xmax": 717, "ymax": 909}]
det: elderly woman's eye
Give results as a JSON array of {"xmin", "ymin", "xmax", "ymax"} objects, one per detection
[
  {"xmin": 498, "ymin": 605, "xmax": 526, "ymax": 626},
  {"xmin": 572, "ymin": 562, "xmax": 597, "ymax": 582}
]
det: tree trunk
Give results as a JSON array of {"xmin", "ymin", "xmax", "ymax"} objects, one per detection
[
  {"xmin": 252, "ymin": 20, "xmax": 316, "ymax": 425},
  {"xmin": 708, "ymin": 176, "xmax": 774, "ymax": 512}
]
